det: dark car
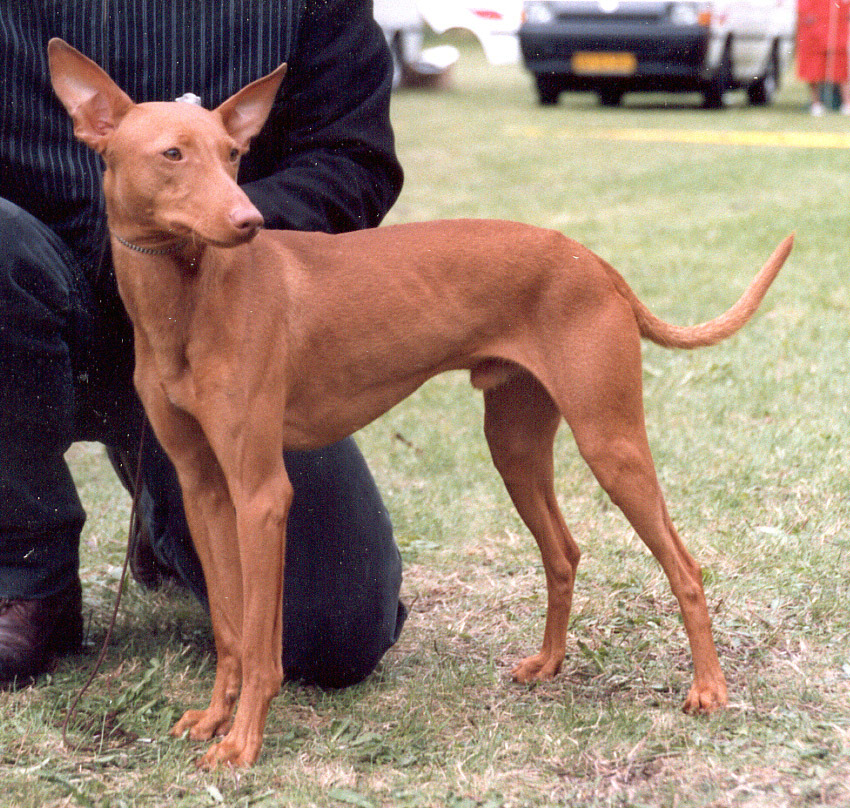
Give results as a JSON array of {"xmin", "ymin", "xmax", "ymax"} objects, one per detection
[{"xmin": 519, "ymin": 0, "xmax": 795, "ymax": 108}]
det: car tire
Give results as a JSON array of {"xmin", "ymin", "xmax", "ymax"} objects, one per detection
[
  {"xmin": 597, "ymin": 88, "xmax": 623, "ymax": 107},
  {"xmin": 703, "ymin": 40, "xmax": 732, "ymax": 109},
  {"xmin": 536, "ymin": 74, "xmax": 561, "ymax": 106},
  {"xmin": 747, "ymin": 44, "xmax": 778, "ymax": 106}
]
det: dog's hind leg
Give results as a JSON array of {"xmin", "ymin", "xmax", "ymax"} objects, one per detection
[
  {"xmin": 482, "ymin": 370, "xmax": 580, "ymax": 682},
  {"xmin": 560, "ymin": 306, "xmax": 728, "ymax": 713},
  {"xmin": 575, "ymin": 427, "xmax": 727, "ymax": 711}
]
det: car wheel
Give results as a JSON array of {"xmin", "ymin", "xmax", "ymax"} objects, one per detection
[
  {"xmin": 703, "ymin": 40, "xmax": 732, "ymax": 109},
  {"xmin": 536, "ymin": 74, "xmax": 560, "ymax": 106},
  {"xmin": 748, "ymin": 44, "xmax": 778, "ymax": 106},
  {"xmin": 597, "ymin": 88, "xmax": 623, "ymax": 107}
]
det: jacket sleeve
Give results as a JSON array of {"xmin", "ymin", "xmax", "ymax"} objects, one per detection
[{"xmin": 239, "ymin": 0, "xmax": 404, "ymax": 235}]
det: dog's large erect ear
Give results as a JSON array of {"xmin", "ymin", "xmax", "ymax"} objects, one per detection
[
  {"xmin": 48, "ymin": 38, "xmax": 134, "ymax": 153},
  {"xmin": 216, "ymin": 63, "xmax": 287, "ymax": 151}
]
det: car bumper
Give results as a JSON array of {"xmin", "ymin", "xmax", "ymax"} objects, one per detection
[{"xmin": 519, "ymin": 21, "xmax": 712, "ymax": 90}]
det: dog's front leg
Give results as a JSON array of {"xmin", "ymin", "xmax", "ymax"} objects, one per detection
[
  {"xmin": 167, "ymin": 454, "xmax": 244, "ymax": 742},
  {"xmin": 188, "ymin": 411, "xmax": 292, "ymax": 770},
  {"xmin": 200, "ymin": 471, "xmax": 292, "ymax": 769},
  {"xmin": 136, "ymin": 384, "xmax": 246, "ymax": 744}
]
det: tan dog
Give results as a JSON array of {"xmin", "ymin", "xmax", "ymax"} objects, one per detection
[{"xmin": 48, "ymin": 38, "xmax": 792, "ymax": 768}]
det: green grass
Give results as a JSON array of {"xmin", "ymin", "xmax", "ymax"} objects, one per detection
[{"xmin": 3, "ymin": 41, "xmax": 850, "ymax": 807}]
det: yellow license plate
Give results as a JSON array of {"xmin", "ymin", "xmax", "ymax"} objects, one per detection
[{"xmin": 571, "ymin": 52, "xmax": 637, "ymax": 75}]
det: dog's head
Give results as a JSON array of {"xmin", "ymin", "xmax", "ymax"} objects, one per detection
[{"xmin": 48, "ymin": 38, "xmax": 286, "ymax": 249}]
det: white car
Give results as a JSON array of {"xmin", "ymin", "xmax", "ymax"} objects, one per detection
[
  {"xmin": 519, "ymin": 0, "xmax": 796, "ymax": 107},
  {"xmin": 419, "ymin": 0, "xmax": 524, "ymax": 64},
  {"xmin": 375, "ymin": 0, "xmax": 523, "ymax": 84}
]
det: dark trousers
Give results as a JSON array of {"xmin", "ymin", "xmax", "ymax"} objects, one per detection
[{"xmin": 0, "ymin": 198, "xmax": 405, "ymax": 687}]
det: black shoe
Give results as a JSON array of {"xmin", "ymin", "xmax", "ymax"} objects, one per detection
[
  {"xmin": 129, "ymin": 516, "xmax": 179, "ymax": 590},
  {"xmin": 105, "ymin": 446, "xmax": 182, "ymax": 591},
  {"xmin": 0, "ymin": 577, "xmax": 83, "ymax": 685}
]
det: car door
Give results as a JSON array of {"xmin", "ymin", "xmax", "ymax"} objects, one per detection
[{"xmin": 727, "ymin": 0, "xmax": 772, "ymax": 83}]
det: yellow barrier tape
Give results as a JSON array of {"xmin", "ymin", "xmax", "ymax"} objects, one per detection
[{"xmin": 508, "ymin": 125, "xmax": 850, "ymax": 149}]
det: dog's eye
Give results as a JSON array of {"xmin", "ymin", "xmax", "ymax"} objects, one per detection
[
  {"xmin": 163, "ymin": 148, "xmax": 183, "ymax": 161},
  {"xmin": 229, "ymin": 148, "xmax": 240, "ymax": 162}
]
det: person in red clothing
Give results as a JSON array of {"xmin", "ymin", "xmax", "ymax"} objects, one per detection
[{"xmin": 797, "ymin": 0, "xmax": 850, "ymax": 114}]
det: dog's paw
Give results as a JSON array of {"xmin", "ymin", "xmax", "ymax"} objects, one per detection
[
  {"xmin": 682, "ymin": 677, "xmax": 728, "ymax": 714},
  {"xmin": 170, "ymin": 708, "xmax": 233, "ymax": 741},
  {"xmin": 511, "ymin": 651, "xmax": 562, "ymax": 683},
  {"xmin": 196, "ymin": 734, "xmax": 262, "ymax": 770}
]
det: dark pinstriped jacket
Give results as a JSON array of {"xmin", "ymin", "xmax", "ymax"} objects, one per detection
[{"xmin": 0, "ymin": 0, "xmax": 403, "ymax": 277}]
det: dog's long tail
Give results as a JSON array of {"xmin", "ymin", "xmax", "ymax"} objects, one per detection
[{"xmin": 607, "ymin": 234, "xmax": 793, "ymax": 349}]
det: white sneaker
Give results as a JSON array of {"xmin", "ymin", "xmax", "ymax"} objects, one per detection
[
  {"xmin": 810, "ymin": 101, "xmax": 826, "ymax": 116},
  {"xmin": 840, "ymin": 103, "xmax": 850, "ymax": 116}
]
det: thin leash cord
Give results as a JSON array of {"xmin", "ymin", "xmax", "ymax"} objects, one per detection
[{"xmin": 62, "ymin": 420, "xmax": 147, "ymax": 752}]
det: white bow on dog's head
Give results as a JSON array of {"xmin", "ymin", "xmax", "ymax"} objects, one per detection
[{"xmin": 175, "ymin": 92, "xmax": 202, "ymax": 106}]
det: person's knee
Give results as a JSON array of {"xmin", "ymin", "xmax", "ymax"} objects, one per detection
[
  {"xmin": 283, "ymin": 598, "xmax": 407, "ymax": 688},
  {"xmin": 0, "ymin": 198, "xmax": 74, "ymax": 314},
  {"xmin": 281, "ymin": 438, "xmax": 406, "ymax": 687},
  {"xmin": 0, "ymin": 198, "xmax": 53, "ymax": 258}
]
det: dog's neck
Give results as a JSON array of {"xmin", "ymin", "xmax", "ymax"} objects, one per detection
[
  {"xmin": 112, "ymin": 231, "xmax": 189, "ymax": 256},
  {"xmin": 109, "ymin": 227, "xmax": 210, "ymax": 392}
]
